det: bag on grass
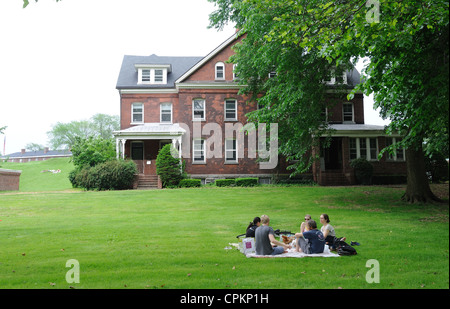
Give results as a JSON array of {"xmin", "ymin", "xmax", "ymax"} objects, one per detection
[
  {"xmin": 241, "ymin": 238, "xmax": 256, "ymax": 254},
  {"xmin": 336, "ymin": 240, "xmax": 357, "ymax": 256}
]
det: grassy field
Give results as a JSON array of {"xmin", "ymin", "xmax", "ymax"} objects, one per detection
[
  {"xmin": 1, "ymin": 157, "xmax": 73, "ymax": 192},
  {"xmin": 0, "ymin": 159, "xmax": 448, "ymax": 289}
]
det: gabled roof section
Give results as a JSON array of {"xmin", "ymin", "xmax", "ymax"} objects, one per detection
[
  {"xmin": 175, "ymin": 33, "xmax": 238, "ymax": 84},
  {"xmin": 116, "ymin": 54, "xmax": 203, "ymax": 90}
]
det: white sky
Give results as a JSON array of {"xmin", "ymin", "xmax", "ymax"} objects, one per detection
[{"xmin": 0, "ymin": 0, "xmax": 389, "ymax": 155}]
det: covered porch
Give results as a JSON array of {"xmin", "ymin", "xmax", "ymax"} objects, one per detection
[
  {"xmin": 114, "ymin": 123, "xmax": 185, "ymax": 176},
  {"xmin": 314, "ymin": 124, "xmax": 390, "ymax": 186}
]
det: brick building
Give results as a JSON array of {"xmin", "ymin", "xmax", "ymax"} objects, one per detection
[
  {"xmin": 114, "ymin": 33, "xmax": 406, "ymax": 187},
  {"xmin": 1, "ymin": 148, "xmax": 72, "ymax": 163}
]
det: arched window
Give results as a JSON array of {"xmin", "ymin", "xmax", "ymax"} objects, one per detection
[{"xmin": 215, "ymin": 62, "xmax": 225, "ymax": 80}]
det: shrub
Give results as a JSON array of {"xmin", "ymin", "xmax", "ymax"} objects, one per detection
[
  {"xmin": 179, "ymin": 179, "xmax": 201, "ymax": 188},
  {"xmin": 156, "ymin": 144, "xmax": 183, "ymax": 188},
  {"xmin": 350, "ymin": 158, "xmax": 374, "ymax": 185},
  {"xmin": 235, "ymin": 177, "xmax": 259, "ymax": 187},
  {"xmin": 69, "ymin": 160, "xmax": 137, "ymax": 191},
  {"xmin": 215, "ymin": 179, "xmax": 235, "ymax": 187}
]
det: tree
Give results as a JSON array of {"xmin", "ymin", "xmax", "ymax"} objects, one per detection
[
  {"xmin": 156, "ymin": 144, "xmax": 183, "ymax": 188},
  {"xmin": 70, "ymin": 136, "xmax": 116, "ymax": 168},
  {"xmin": 47, "ymin": 113, "xmax": 119, "ymax": 150},
  {"xmin": 208, "ymin": 0, "xmax": 449, "ymax": 203},
  {"xmin": 210, "ymin": 0, "xmax": 349, "ymax": 175},
  {"xmin": 25, "ymin": 143, "xmax": 44, "ymax": 152}
]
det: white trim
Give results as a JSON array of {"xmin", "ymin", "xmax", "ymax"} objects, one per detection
[
  {"xmin": 342, "ymin": 102, "xmax": 354, "ymax": 123},
  {"xmin": 160, "ymin": 102, "xmax": 173, "ymax": 124},
  {"xmin": 175, "ymin": 33, "xmax": 238, "ymax": 84},
  {"xmin": 134, "ymin": 64, "xmax": 172, "ymax": 72},
  {"xmin": 119, "ymin": 89, "xmax": 178, "ymax": 94},
  {"xmin": 224, "ymin": 98, "xmax": 237, "ymax": 121},
  {"xmin": 385, "ymin": 137, "xmax": 406, "ymax": 161},
  {"xmin": 225, "ymin": 138, "xmax": 238, "ymax": 163},
  {"xmin": 176, "ymin": 82, "xmax": 244, "ymax": 90},
  {"xmin": 137, "ymin": 68, "xmax": 168, "ymax": 85},
  {"xmin": 193, "ymin": 139, "xmax": 206, "ymax": 163},
  {"xmin": 131, "ymin": 102, "xmax": 144, "ymax": 124},
  {"xmin": 215, "ymin": 62, "xmax": 225, "ymax": 80},
  {"xmin": 192, "ymin": 98, "xmax": 206, "ymax": 121},
  {"xmin": 349, "ymin": 137, "xmax": 379, "ymax": 161}
]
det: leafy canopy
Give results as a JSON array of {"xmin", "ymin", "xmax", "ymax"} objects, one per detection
[{"xmin": 209, "ymin": 0, "xmax": 449, "ymax": 160}]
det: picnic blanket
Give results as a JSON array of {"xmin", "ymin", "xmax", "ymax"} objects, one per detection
[
  {"xmin": 245, "ymin": 249, "xmax": 339, "ymax": 258},
  {"xmin": 227, "ymin": 242, "xmax": 339, "ymax": 258}
]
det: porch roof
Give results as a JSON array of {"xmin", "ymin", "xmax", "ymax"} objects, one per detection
[
  {"xmin": 113, "ymin": 123, "xmax": 186, "ymax": 139},
  {"xmin": 329, "ymin": 124, "xmax": 401, "ymax": 137}
]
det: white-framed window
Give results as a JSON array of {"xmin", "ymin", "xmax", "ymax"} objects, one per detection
[
  {"xmin": 141, "ymin": 69, "xmax": 151, "ymax": 83},
  {"xmin": 343, "ymin": 103, "xmax": 354, "ymax": 123},
  {"xmin": 224, "ymin": 99, "xmax": 237, "ymax": 121},
  {"xmin": 385, "ymin": 137, "xmax": 405, "ymax": 161},
  {"xmin": 160, "ymin": 103, "xmax": 172, "ymax": 123},
  {"xmin": 193, "ymin": 139, "xmax": 205, "ymax": 163},
  {"xmin": 137, "ymin": 67, "xmax": 168, "ymax": 84},
  {"xmin": 225, "ymin": 139, "xmax": 237, "ymax": 163},
  {"xmin": 193, "ymin": 99, "xmax": 205, "ymax": 121},
  {"xmin": 215, "ymin": 62, "xmax": 225, "ymax": 80},
  {"xmin": 154, "ymin": 69, "xmax": 164, "ymax": 83},
  {"xmin": 233, "ymin": 64, "xmax": 239, "ymax": 80},
  {"xmin": 325, "ymin": 70, "xmax": 347, "ymax": 85},
  {"xmin": 349, "ymin": 137, "xmax": 379, "ymax": 161},
  {"xmin": 132, "ymin": 102, "xmax": 144, "ymax": 124}
]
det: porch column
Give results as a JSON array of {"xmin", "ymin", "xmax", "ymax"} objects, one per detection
[
  {"xmin": 120, "ymin": 139, "xmax": 127, "ymax": 159},
  {"xmin": 172, "ymin": 136, "xmax": 182, "ymax": 159},
  {"xmin": 116, "ymin": 138, "xmax": 120, "ymax": 159}
]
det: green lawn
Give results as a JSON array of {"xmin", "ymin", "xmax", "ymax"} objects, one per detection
[
  {"xmin": 0, "ymin": 159, "xmax": 448, "ymax": 289},
  {"xmin": 1, "ymin": 157, "xmax": 73, "ymax": 192}
]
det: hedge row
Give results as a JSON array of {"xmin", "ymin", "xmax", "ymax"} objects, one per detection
[
  {"xmin": 69, "ymin": 160, "xmax": 137, "ymax": 191},
  {"xmin": 215, "ymin": 177, "xmax": 259, "ymax": 187},
  {"xmin": 179, "ymin": 179, "xmax": 201, "ymax": 188}
]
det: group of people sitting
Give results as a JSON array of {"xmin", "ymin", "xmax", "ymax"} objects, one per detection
[{"xmin": 245, "ymin": 214, "xmax": 345, "ymax": 256}]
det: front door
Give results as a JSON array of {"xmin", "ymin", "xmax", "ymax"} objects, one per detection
[
  {"xmin": 323, "ymin": 138, "xmax": 343, "ymax": 170},
  {"xmin": 131, "ymin": 142, "xmax": 144, "ymax": 174}
]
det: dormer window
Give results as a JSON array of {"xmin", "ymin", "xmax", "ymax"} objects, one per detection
[
  {"xmin": 325, "ymin": 70, "xmax": 348, "ymax": 85},
  {"xmin": 215, "ymin": 62, "xmax": 225, "ymax": 80},
  {"xmin": 135, "ymin": 64, "xmax": 171, "ymax": 85},
  {"xmin": 142, "ymin": 69, "xmax": 151, "ymax": 82},
  {"xmin": 154, "ymin": 69, "xmax": 164, "ymax": 82}
]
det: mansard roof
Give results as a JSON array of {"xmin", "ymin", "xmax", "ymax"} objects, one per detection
[
  {"xmin": 116, "ymin": 54, "xmax": 203, "ymax": 90},
  {"xmin": 116, "ymin": 33, "xmax": 362, "ymax": 90}
]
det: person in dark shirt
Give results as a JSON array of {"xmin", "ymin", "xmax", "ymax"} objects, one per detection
[
  {"xmin": 245, "ymin": 217, "xmax": 261, "ymax": 237},
  {"xmin": 295, "ymin": 219, "xmax": 325, "ymax": 254}
]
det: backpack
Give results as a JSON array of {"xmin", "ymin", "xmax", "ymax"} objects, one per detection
[{"xmin": 336, "ymin": 240, "xmax": 357, "ymax": 256}]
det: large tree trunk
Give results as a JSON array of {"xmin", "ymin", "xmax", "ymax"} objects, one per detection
[{"xmin": 402, "ymin": 143, "xmax": 442, "ymax": 203}]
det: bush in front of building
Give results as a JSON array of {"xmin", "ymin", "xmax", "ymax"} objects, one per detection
[
  {"xmin": 179, "ymin": 179, "xmax": 202, "ymax": 188},
  {"xmin": 235, "ymin": 177, "xmax": 259, "ymax": 187},
  {"xmin": 69, "ymin": 159, "xmax": 137, "ymax": 190},
  {"xmin": 215, "ymin": 179, "xmax": 235, "ymax": 187},
  {"xmin": 156, "ymin": 144, "xmax": 183, "ymax": 188}
]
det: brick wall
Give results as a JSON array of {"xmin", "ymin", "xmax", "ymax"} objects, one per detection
[{"xmin": 0, "ymin": 169, "xmax": 21, "ymax": 191}]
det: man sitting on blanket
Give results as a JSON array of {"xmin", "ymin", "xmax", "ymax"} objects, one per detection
[
  {"xmin": 255, "ymin": 215, "xmax": 291, "ymax": 255},
  {"xmin": 295, "ymin": 220, "xmax": 325, "ymax": 254}
]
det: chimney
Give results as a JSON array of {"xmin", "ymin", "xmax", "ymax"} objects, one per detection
[
  {"xmin": 21, "ymin": 149, "xmax": 25, "ymax": 154},
  {"xmin": 44, "ymin": 147, "xmax": 49, "ymax": 154}
]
